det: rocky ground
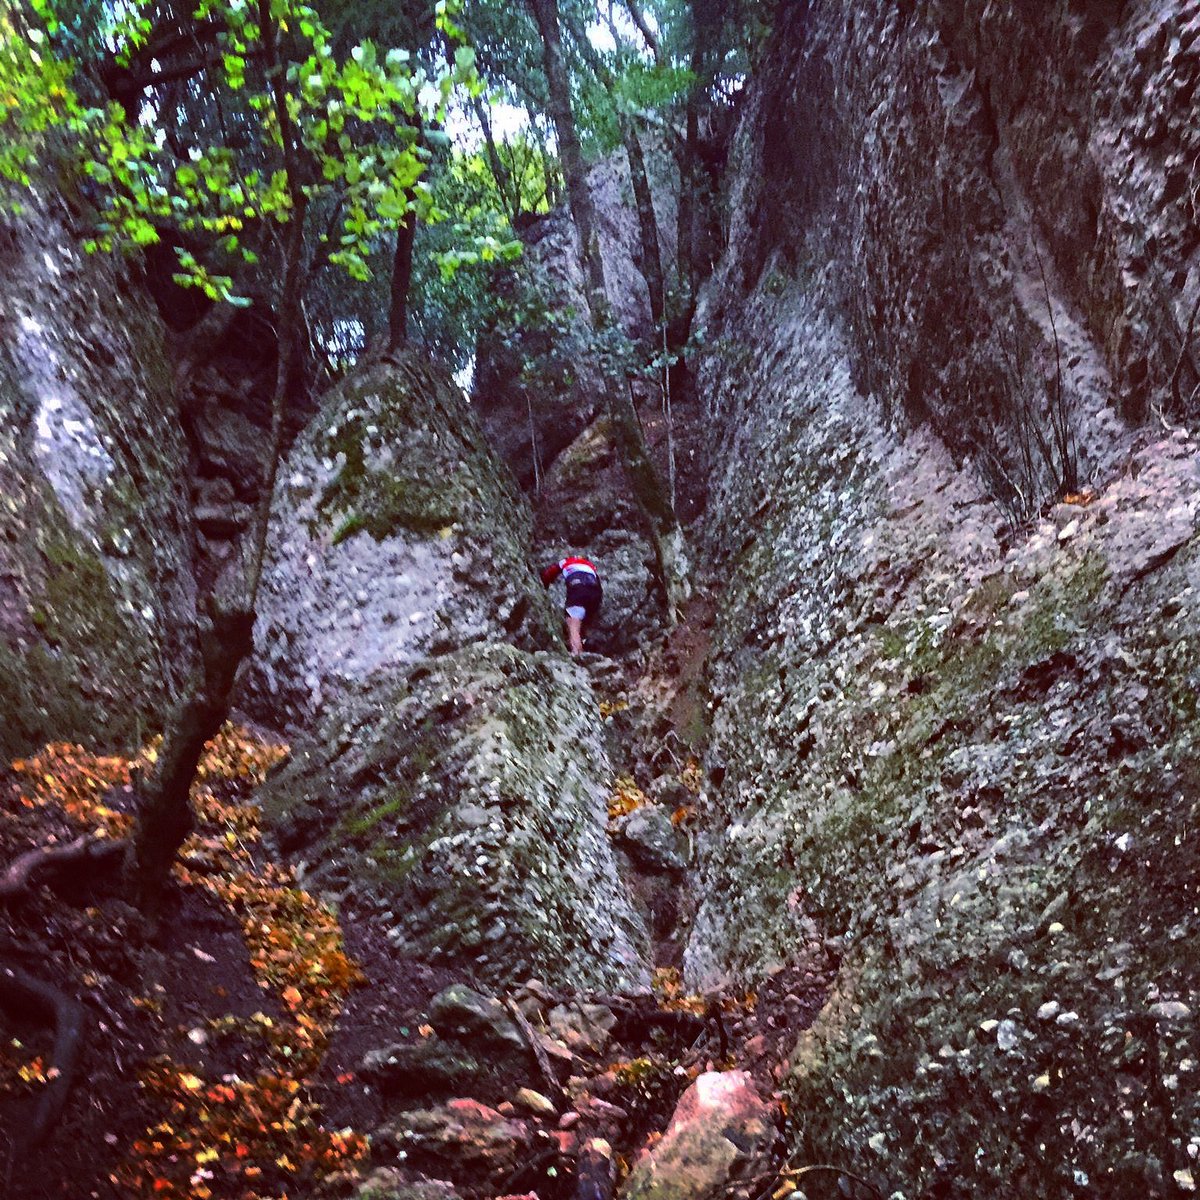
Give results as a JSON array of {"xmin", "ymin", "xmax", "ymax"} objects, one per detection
[
  {"xmin": 7, "ymin": 5, "xmax": 1200, "ymax": 1198},
  {"xmin": 0, "ymin": 607, "xmax": 836, "ymax": 1200}
]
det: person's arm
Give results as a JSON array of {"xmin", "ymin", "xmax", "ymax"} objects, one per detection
[{"xmin": 540, "ymin": 561, "xmax": 563, "ymax": 587}]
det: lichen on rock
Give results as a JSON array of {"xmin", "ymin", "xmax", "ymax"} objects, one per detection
[
  {"xmin": 245, "ymin": 352, "xmax": 557, "ymax": 729},
  {"xmin": 258, "ymin": 642, "xmax": 650, "ymax": 991},
  {"xmin": 682, "ymin": 6, "xmax": 1200, "ymax": 1190},
  {"xmin": 0, "ymin": 194, "xmax": 196, "ymax": 759}
]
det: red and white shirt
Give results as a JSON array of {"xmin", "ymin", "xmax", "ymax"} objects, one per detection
[{"xmin": 541, "ymin": 556, "xmax": 599, "ymax": 586}]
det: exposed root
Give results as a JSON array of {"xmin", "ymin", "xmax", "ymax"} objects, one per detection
[
  {"xmin": 0, "ymin": 835, "xmax": 126, "ymax": 904},
  {"xmin": 0, "ymin": 960, "xmax": 85, "ymax": 1150},
  {"xmin": 740, "ymin": 1161, "xmax": 887, "ymax": 1200}
]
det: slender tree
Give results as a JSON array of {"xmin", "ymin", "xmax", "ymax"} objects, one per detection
[
  {"xmin": 527, "ymin": 0, "xmax": 690, "ymax": 619},
  {"xmin": 5, "ymin": 0, "xmax": 473, "ymax": 905},
  {"xmin": 561, "ymin": 10, "xmax": 667, "ymax": 337}
]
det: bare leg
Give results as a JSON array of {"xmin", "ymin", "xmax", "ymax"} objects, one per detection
[{"xmin": 565, "ymin": 615, "xmax": 584, "ymax": 655}]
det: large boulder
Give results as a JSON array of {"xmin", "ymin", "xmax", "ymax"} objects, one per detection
[
  {"xmin": 245, "ymin": 353, "xmax": 554, "ymax": 729},
  {"xmin": 259, "ymin": 642, "xmax": 650, "ymax": 990},
  {"xmin": 0, "ymin": 195, "xmax": 196, "ymax": 758},
  {"xmin": 251, "ymin": 351, "xmax": 650, "ymax": 990},
  {"xmin": 620, "ymin": 1072, "xmax": 774, "ymax": 1200}
]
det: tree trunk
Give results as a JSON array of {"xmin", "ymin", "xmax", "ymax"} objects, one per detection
[
  {"xmin": 124, "ymin": 601, "xmax": 255, "ymax": 907},
  {"xmin": 125, "ymin": 0, "xmax": 308, "ymax": 908},
  {"xmin": 388, "ymin": 207, "xmax": 417, "ymax": 352},
  {"xmin": 683, "ymin": 0, "xmax": 726, "ymax": 292},
  {"xmin": 676, "ymin": 45, "xmax": 699, "ymax": 309},
  {"xmin": 622, "ymin": 116, "xmax": 666, "ymax": 338},
  {"xmin": 563, "ymin": 14, "xmax": 667, "ymax": 338},
  {"xmin": 472, "ymin": 95, "xmax": 517, "ymax": 222},
  {"xmin": 529, "ymin": 0, "xmax": 604, "ymax": 303},
  {"xmin": 622, "ymin": 0, "xmax": 661, "ymax": 62},
  {"xmin": 528, "ymin": 0, "xmax": 689, "ymax": 621}
]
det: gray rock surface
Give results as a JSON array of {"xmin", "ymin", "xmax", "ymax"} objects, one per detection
[
  {"xmin": 548, "ymin": 1000, "xmax": 617, "ymax": 1055},
  {"xmin": 245, "ymin": 353, "xmax": 554, "ymax": 729},
  {"xmin": 534, "ymin": 418, "xmax": 663, "ymax": 656},
  {"xmin": 612, "ymin": 804, "xmax": 688, "ymax": 875},
  {"xmin": 682, "ymin": 5, "xmax": 1200, "ymax": 1195},
  {"xmin": 247, "ymin": 349, "xmax": 650, "ymax": 992},
  {"xmin": 0, "ymin": 194, "xmax": 196, "ymax": 757},
  {"xmin": 719, "ymin": 0, "xmax": 1200, "ymax": 516},
  {"xmin": 259, "ymin": 642, "xmax": 650, "ymax": 990},
  {"xmin": 428, "ymin": 984, "xmax": 526, "ymax": 1054},
  {"xmin": 353, "ymin": 1173, "xmax": 461, "ymax": 1200},
  {"xmin": 378, "ymin": 1098, "xmax": 534, "ymax": 1175},
  {"xmin": 360, "ymin": 1038, "xmax": 484, "ymax": 1099},
  {"xmin": 473, "ymin": 147, "xmax": 677, "ymax": 487}
]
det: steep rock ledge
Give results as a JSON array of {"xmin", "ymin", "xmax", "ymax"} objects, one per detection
[
  {"xmin": 0, "ymin": 195, "xmax": 196, "ymax": 758},
  {"xmin": 259, "ymin": 644, "xmax": 650, "ymax": 991},
  {"xmin": 718, "ymin": 0, "xmax": 1200, "ymax": 513},
  {"xmin": 245, "ymin": 353, "xmax": 553, "ymax": 728},
  {"xmin": 248, "ymin": 354, "xmax": 651, "ymax": 989},
  {"xmin": 692, "ymin": 258, "xmax": 1200, "ymax": 1200},
  {"xmin": 685, "ymin": 3, "xmax": 1200, "ymax": 1195}
]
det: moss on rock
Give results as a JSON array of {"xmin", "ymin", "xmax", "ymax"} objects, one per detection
[{"xmin": 259, "ymin": 643, "xmax": 650, "ymax": 991}]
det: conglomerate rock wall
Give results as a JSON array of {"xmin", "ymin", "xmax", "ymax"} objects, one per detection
[
  {"xmin": 0, "ymin": 193, "xmax": 197, "ymax": 758},
  {"xmin": 245, "ymin": 352, "xmax": 554, "ymax": 728},
  {"xmin": 472, "ymin": 147, "xmax": 678, "ymax": 489},
  {"xmin": 686, "ymin": 3, "xmax": 1200, "ymax": 1196}
]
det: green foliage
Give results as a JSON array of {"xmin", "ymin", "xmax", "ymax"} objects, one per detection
[
  {"xmin": 408, "ymin": 147, "xmax": 525, "ymax": 366},
  {"xmin": 3, "ymin": 0, "xmax": 479, "ymax": 308},
  {"xmin": 0, "ymin": 2, "xmax": 86, "ymax": 194},
  {"xmin": 304, "ymin": 134, "xmax": 537, "ymax": 373},
  {"xmin": 575, "ymin": 53, "xmax": 692, "ymax": 157}
]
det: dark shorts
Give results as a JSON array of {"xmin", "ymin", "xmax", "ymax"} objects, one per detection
[{"xmin": 564, "ymin": 574, "xmax": 602, "ymax": 622}]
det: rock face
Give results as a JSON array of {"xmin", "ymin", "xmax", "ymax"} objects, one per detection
[
  {"xmin": 719, "ymin": 0, "xmax": 1200, "ymax": 517},
  {"xmin": 534, "ymin": 418, "xmax": 662, "ymax": 656},
  {"xmin": 379, "ymin": 1098, "xmax": 533, "ymax": 1176},
  {"xmin": 684, "ymin": 3, "xmax": 1200, "ymax": 1196},
  {"xmin": 259, "ymin": 642, "xmax": 649, "ymax": 989},
  {"xmin": 473, "ymin": 148, "xmax": 677, "ymax": 488},
  {"xmin": 251, "ymin": 355, "xmax": 649, "ymax": 988},
  {"xmin": 246, "ymin": 353, "xmax": 553, "ymax": 728},
  {"xmin": 0, "ymin": 195, "xmax": 196, "ymax": 758}
]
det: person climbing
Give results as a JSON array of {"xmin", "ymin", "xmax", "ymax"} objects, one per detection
[{"xmin": 540, "ymin": 553, "xmax": 602, "ymax": 656}]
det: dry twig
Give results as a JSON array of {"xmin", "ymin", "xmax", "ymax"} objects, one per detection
[{"xmin": 506, "ymin": 995, "xmax": 566, "ymax": 1104}]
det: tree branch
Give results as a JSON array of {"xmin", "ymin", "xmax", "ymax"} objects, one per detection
[
  {"xmin": 505, "ymin": 996, "xmax": 566, "ymax": 1104},
  {"xmin": 623, "ymin": 0, "xmax": 662, "ymax": 62}
]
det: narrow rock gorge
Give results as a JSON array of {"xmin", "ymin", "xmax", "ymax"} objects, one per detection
[{"xmin": 2, "ymin": 3, "xmax": 1199, "ymax": 1200}]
